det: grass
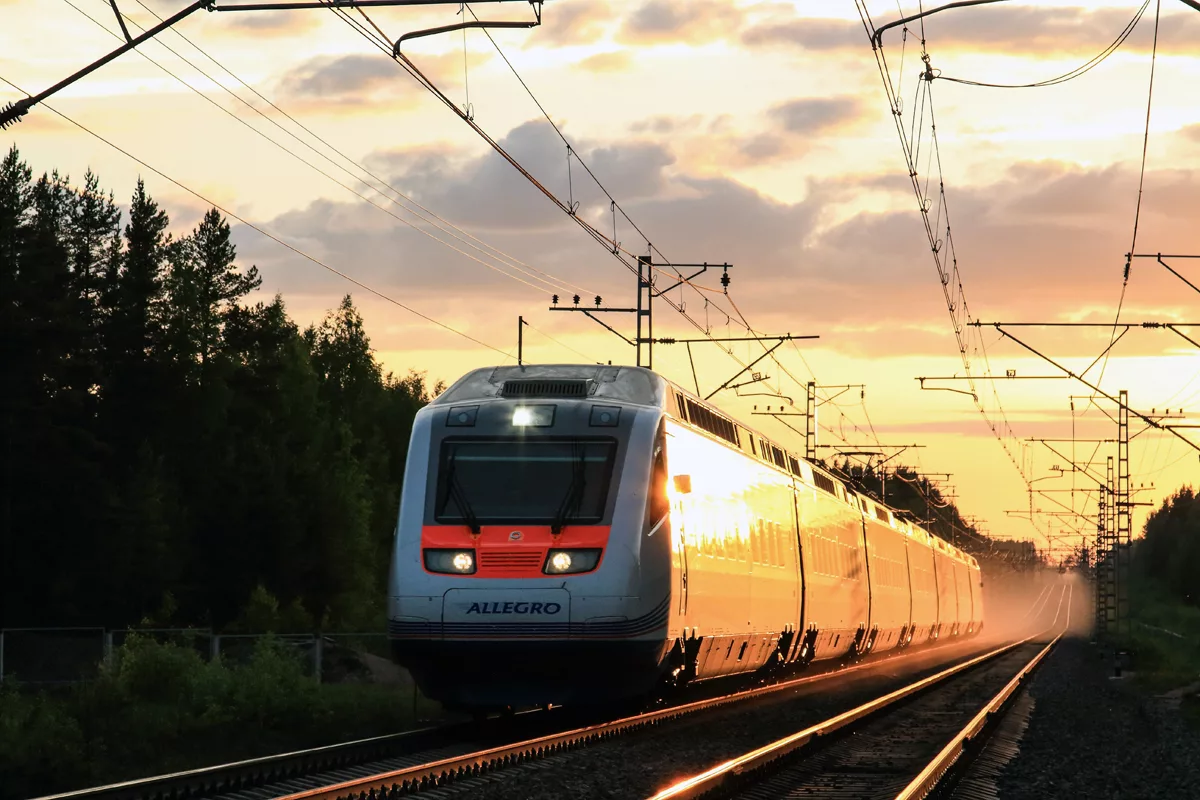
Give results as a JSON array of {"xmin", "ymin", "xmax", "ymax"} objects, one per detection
[
  {"xmin": 1121, "ymin": 576, "xmax": 1200, "ymax": 699},
  {"xmin": 0, "ymin": 634, "xmax": 442, "ymax": 800}
]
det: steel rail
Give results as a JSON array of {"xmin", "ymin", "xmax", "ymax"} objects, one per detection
[
  {"xmin": 32, "ymin": 721, "xmax": 485, "ymax": 800},
  {"xmin": 44, "ymin": 591, "xmax": 1054, "ymax": 800},
  {"xmin": 648, "ymin": 586, "xmax": 1069, "ymax": 800},
  {"xmin": 892, "ymin": 582, "xmax": 1073, "ymax": 800},
  {"xmin": 30, "ymin": 635, "xmax": 1004, "ymax": 800},
  {"xmin": 267, "ymin": 637, "xmax": 1003, "ymax": 800}
]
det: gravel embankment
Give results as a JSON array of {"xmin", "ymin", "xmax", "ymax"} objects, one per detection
[
  {"xmin": 999, "ymin": 638, "xmax": 1200, "ymax": 799},
  {"xmin": 420, "ymin": 638, "xmax": 1008, "ymax": 800}
]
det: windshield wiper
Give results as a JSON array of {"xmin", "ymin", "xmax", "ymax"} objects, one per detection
[
  {"xmin": 439, "ymin": 452, "xmax": 481, "ymax": 535},
  {"xmin": 551, "ymin": 445, "xmax": 588, "ymax": 535}
]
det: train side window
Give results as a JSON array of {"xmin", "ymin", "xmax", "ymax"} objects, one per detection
[{"xmin": 648, "ymin": 444, "xmax": 669, "ymax": 524}]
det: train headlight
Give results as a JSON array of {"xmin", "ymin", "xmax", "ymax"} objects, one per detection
[
  {"xmin": 512, "ymin": 405, "xmax": 555, "ymax": 427},
  {"xmin": 543, "ymin": 548, "xmax": 602, "ymax": 575},
  {"xmin": 424, "ymin": 549, "xmax": 476, "ymax": 574}
]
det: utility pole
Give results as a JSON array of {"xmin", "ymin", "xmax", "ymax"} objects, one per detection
[
  {"xmin": 517, "ymin": 316, "xmax": 528, "ymax": 366},
  {"xmin": 550, "ymin": 259, "xmax": 734, "ymax": 368}
]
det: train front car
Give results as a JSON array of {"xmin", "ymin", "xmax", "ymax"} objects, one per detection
[{"xmin": 387, "ymin": 365, "xmax": 674, "ymax": 710}]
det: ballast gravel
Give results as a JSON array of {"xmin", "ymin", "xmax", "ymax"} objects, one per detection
[
  {"xmin": 420, "ymin": 639, "xmax": 1006, "ymax": 800},
  {"xmin": 998, "ymin": 637, "xmax": 1200, "ymax": 800}
]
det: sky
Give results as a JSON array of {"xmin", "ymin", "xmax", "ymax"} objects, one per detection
[{"xmin": 3, "ymin": 0, "xmax": 1198, "ymax": 559}]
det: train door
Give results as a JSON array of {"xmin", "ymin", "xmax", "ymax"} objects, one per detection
[
  {"xmin": 658, "ymin": 427, "xmax": 688, "ymax": 618},
  {"xmin": 791, "ymin": 479, "xmax": 806, "ymax": 662}
]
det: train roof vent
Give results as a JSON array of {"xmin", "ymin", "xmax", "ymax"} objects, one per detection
[{"xmin": 501, "ymin": 379, "xmax": 591, "ymax": 399}]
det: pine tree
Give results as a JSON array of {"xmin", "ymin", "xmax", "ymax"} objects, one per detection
[
  {"xmin": 164, "ymin": 208, "xmax": 260, "ymax": 381},
  {"xmin": 0, "ymin": 147, "xmax": 33, "ymax": 626}
]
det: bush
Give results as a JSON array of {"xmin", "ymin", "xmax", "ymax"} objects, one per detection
[{"xmin": 0, "ymin": 635, "xmax": 439, "ymax": 800}]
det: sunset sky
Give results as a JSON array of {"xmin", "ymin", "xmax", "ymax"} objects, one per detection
[{"xmin": 3, "ymin": 0, "xmax": 1198, "ymax": 558}]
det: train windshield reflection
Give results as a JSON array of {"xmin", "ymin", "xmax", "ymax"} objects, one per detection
[{"xmin": 435, "ymin": 438, "xmax": 617, "ymax": 524}]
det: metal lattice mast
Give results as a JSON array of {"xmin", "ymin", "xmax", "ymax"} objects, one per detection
[
  {"xmin": 806, "ymin": 382, "xmax": 817, "ymax": 461},
  {"xmin": 1100, "ymin": 456, "xmax": 1118, "ymax": 634},
  {"xmin": 1095, "ymin": 481, "xmax": 1108, "ymax": 635},
  {"xmin": 1117, "ymin": 389, "xmax": 1131, "ymax": 638}
]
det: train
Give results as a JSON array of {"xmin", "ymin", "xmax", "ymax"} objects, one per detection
[{"xmin": 387, "ymin": 364, "xmax": 984, "ymax": 709}]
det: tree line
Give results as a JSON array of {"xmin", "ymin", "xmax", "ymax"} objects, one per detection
[
  {"xmin": 831, "ymin": 460, "xmax": 1044, "ymax": 570},
  {"xmin": 1135, "ymin": 485, "xmax": 1200, "ymax": 607},
  {"xmin": 0, "ymin": 146, "xmax": 438, "ymax": 632}
]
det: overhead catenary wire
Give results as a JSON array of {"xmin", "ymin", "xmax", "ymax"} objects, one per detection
[
  {"xmin": 523, "ymin": 320, "xmax": 603, "ymax": 364},
  {"xmin": 70, "ymin": 0, "xmax": 596, "ymax": 299},
  {"xmin": 373, "ymin": 1, "xmax": 993, "ymax": 544},
  {"xmin": 853, "ymin": 0, "xmax": 1033, "ymax": 494},
  {"xmin": 161, "ymin": 0, "xmax": 979, "ymax": 537},
  {"xmin": 345, "ymin": 3, "xmax": 908, "ymax": 483},
  {"xmin": 1098, "ymin": 0, "xmax": 1162, "ymax": 389},
  {"xmin": 332, "ymin": 4, "xmax": 764, "ymax": 373},
  {"xmin": 0, "ymin": 73, "xmax": 507, "ymax": 356},
  {"xmin": 936, "ymin": 0, "xmax": 1152, "ymax": 89}
]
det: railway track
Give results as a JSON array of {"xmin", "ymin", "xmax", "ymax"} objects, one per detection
[
  {"xmin": 231, "ymin": 636, "xmax": 1042, "ymax": 800},
  {"xmin": 35, "ymin": 633, "xmax": 1007, "ymax": 800},
  {"xmin": 649, "ymin": 584, "xmax": 1072, "ymax": 800},
  {"xmin": 38, "ymin": 588, "xmax": 1066, "ymax": 800}
]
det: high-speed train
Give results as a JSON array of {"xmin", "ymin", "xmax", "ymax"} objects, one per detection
[{"xmin": 388, "ymin": 365, "xmax": 983, "ymax": 709}]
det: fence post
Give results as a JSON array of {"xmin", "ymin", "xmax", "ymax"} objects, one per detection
[
  {"xmin": 313, "ymin": 634, "xmax": 323, "ymax": 683},
  {"xmin": 103, "ymin": 631, "xmax": 114, "ymax": 668},
  {"xmin": 210, "ymin": 634, "xmax": 220, "ymax": 662}
]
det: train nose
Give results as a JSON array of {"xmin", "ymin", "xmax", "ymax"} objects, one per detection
[{"xmin": 442, "ymin": 588, "xmax": 571, "ymax": 635}]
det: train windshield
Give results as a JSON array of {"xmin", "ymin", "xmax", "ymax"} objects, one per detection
[{"xmin": 435, "ymin": 438, "xmax": 617, "ymax": 525}]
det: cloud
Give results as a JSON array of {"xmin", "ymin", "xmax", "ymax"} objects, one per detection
[
  {"xmin": 741, "ymin": 17, "xmax": 862, "ymax": 52},
  {"xmin": 911, "ymin": 5, "xmax": 1200, "ymax": 56},
  {"xmin": 619, "ymin": 0, "xmax": 745, "ymax": 45},
  {"xmin": 223, "ymin": 11, "xmax": 320, "ymax": 37},
  {"xmin": 574, "ymin": 50, "xmax": 633, "ymax": 73},
  {"xmin": 1183, "ymin": 125, "xmax": 1200, "ymax": 144},
  {"xmin": 741, "ymin": 6, "xmax": 1200, "ymax": 56},
  {"xmin": 278, "ymin": 54, "xmax": 399, "ymax": 99},
  {"xmin": 630, "ymin": 114, "xmax": 731, "ymax": 136},
  {"xmin": 527, "ymin": 0, "xmax": 613, "ymax": 47},
  {"xmin": 768, "ymin": 97, "xmax": 861, "ymax": 135},
  {"xmin": 625, "ymin": 99, "xmax": 863, "ymax": 169},
  {"xmin": 274, "ymin": 51, "xmax": 489, "ymax": 110},
  {"xmin": 234, "ymin": 117, "xmax": 1200, "ymax": 363},
  {"xmin": 365, "ymin": 120, "xmax": 676, "ymax": 232}
]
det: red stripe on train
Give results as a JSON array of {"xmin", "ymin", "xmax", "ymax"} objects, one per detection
[{"xmin": 420, "ymin": 525, "xmax": 610, "ymax": 577}]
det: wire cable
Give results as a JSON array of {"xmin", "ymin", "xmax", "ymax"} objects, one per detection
[
  {"xmin": 78, "ymin": 0, "xmax": 595, "ymax": 299},
  {"xmin": 854, "ymin": 0, "xmax": 1032, "ymax": 491},
  {"xmin": 0, "ymin": 73, "xmax": 506, "ymax": 356},
  {"xmin": 335, "ymin": 5, "xmax": 762, "ymax": 374},
  {"xmin": 937, "ymin": 0, "xmax": 1151, "ymax": 89},
  {"xmin": 1099, "ymin": 0, "xmax": 1162, "ymax": 388}
]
